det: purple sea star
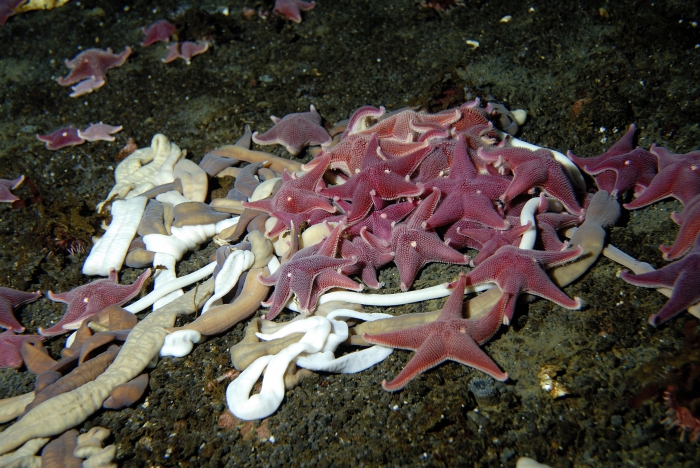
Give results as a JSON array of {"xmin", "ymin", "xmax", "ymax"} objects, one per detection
[
  {"xmin": 0, "ymin": 287, "xmax": 41, "ymax": 332},
  {"xmin": 0, "ymin": 175, "xmax": 24, "ymax": 203},
  {"xmin": 622, "ymin": 237, "xmax": 700, "ymax": 326},
  {"xmin": 363, "ymin": 273, "xmax": 507, "ymax": 391},
  {"xmin": 273, "ymin": 0, "xmax": 316, "ymax": 23},
  {"xmin": 56, "ymin": 46, "xmax": 132, "ymax": 97},
  {"xmin": 40, "ymin": 269, "xmax": 151, "ymax": 336},
  {"xmin": 0, "ymin": 330, "xmax": 44, "ymax": 369},
  {"xmin": 252, "ymin": 105, "xmax": 331, "ymax": 156}
]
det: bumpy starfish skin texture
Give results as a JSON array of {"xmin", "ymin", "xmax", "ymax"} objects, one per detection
[
  {"xmin": 40, "ymin": 269, "xmax": 151, "ymax": 336},
  {"xmin": 478, "ymin": 145, "xmax": 583, "ymax": 214},
  {"xmin": 389, "ymin": 189, "xmax": 470, "ymax": 291},
  {"xmin": 624, "ymin": 145, "xmax": 700, "ymax": 209},
  {"xmin": 340, "ymin": 231, "xmax": 395, "ymax": 289},
  {"xmin": 622, "ymin": 238, "xmax": 700, "ymax": 325},
  {"xmin": 252, "ymin": 105, "xmax": 330, "ymax": 155},
  {"xmin": 568, "ymin": 124, "xmax": 640, "ymax": 195},
  {"xmin": 659, "ymin": 194, "xmax": 700, "ymax": 260},
  {"xmin": 424, "ymin": 135, "xmax": 510, "ymax": 230},
  {"xmin": 363, "ymin": 274, "xmax": 507, "ymax": 391},
  {"xmin": 259, "ymin": 221, "xmax": 362, "ymax": 319},
  {"xmin": 464, "ymin": 245, "xmax": 583, "ymax": 324},
  {"xmin": 320, "ymin": 134, "xmax": 428, "ymax": 224},
  {"xmin": 0, "ymin": 287, "xmax": 41, "ymax": 332}
]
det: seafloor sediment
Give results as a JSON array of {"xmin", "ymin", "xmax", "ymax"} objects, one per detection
[{"xmin": 1, "ymin": 1, "xmax": 699, "ymax": 466}]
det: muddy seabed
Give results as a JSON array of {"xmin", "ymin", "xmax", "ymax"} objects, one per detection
[{"xmin": 1, "ymin": 0, "xmax": 700, "ymax": 466}]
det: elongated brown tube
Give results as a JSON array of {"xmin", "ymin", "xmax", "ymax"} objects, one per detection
[{"xmin": 166, "ymin": 267, "xmax": 270, "ymax": 337}]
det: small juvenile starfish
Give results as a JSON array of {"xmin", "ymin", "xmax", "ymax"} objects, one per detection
[
  {"xmin": 0, "ymin": 287, "xmax": 41, "ymax": 332},
  {"xmin": 141, "ymin": 19, "xmax": 176, "ymax": 47},
  {"xmin": 0, "ymin": 175, "xmax": 24, "ymax": 202},
  {"xmin": 56, "ymin": 47, "xmax": 132, "ymax": 97},
  {"xmin": 363, "ymin": 273, "xmax": 507, "ymax": 391},
  {"xmin": 463, "ymin": 244, "xmax": 583, "ymax": 325},
  {"xmin": 77, "ymin": 123, "xmax": 123, "ymax": 142},
  {"xmin": 273, "ymin": 0, "xmax": 316, "ymax": 23},
  {"xmin": 40, "ymin": 269, "xmax": 151, "ymax": 336},
  {"xmin": 36, "ymin": 127, "xmax": 84, "ymax": 150},
  {"xmin": 252, "ymin": 105, "xmax": 331, "ymax": 155},
  {"xmin": 621, "ymin": 237, "xmax": 700, "ymax": 325}
]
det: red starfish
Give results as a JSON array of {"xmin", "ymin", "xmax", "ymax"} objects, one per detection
[
  {"xmin": 320, "ymin": 134, "xmax": 428, "ymax": 224},
  {"xmin": 621, "ymin": 237, "xmax": 700, "ymax": 325},
  {"xmin": 577, "ymin": 147, "xmax": 658, "ymax": 198},
  {"xmin": 0, "ymin": 287, "xmax": 40, "ymax": 332},
  {"xmin": 624, "ymin": 145, "xmax": 700, "ymax": 209},
  {"xmin": 340, "ymin": 228, "xmax": 394, "ymax": 289},
  {"xmin": 273, "ymin": 0, "xmax": 316, "ymax": 23},
  {"xmin": 0, "ymin": 330, "xmax": 44, "ymax": 369},
  {"xmin": 140, "ymin": 19, "xmax": 176, "ymax": 47},
  {"xmin": 457, "ymin": 222, "xmax": 532, "ymax": 265},
  {"xmin": 258, "ymin": 221, "xmax": 362, "ymax": 319},
  {"xmin": 389, "ymin": 189, "xmax": 470, "ymax": 291},
  {"xmin": 659, "ymin": 193, "xmax": 700, "ymax": 261},
  {"xmin": 252, "ymin": 105, "xmax": 330, "ymax": 155},
  {"xmin": 463, "ymin": 245, "xmax": 583, "ymax": 325},
  {"xmin": 355, "ymin": 108, "xmax": 461, "ymax": 143},
  {"xmin": 36, "ymin": 127, "xmax": 84, "ymax": 151},
  {"xmin": 567, "ymin": 124, "xmax": 639, "ymax": 195},
  {"xmin": 345, "ymin": 200, "xmax": 416, "ymax": 241},
  {"xmin": 363, "ymin": 273, "xmax": 507, "ymax": 391},
  {"xmin": 452, "ymin": 99, "xmax": 493, "ymax": 133},
  {"xmin": 424, "ymin": 135, "xmax": 510, "ymax": 230},
  {"xmin": 0, "ymin": 175, "xmax": 24, "ymax": 203},
  {"xmin": 478, "ymin": 145, "xmax": 584, "ymax": 215},
  {"xmin": 243, "ymin": 152, "xmax": 335, "ymax": 235},
  {"xmin": 40, "ymin": 269, "xmax": 151, "ymax": 336},
  {"xmin": 56, "ymin": 47, "xmax": 132, "ymax": 97},
  {"xmin": 535, "ymin": 211, "xmax": 583, "ymax": 251}
]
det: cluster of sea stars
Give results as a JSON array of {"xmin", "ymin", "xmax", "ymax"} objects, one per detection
[
  {"xmin": 569, "ymin": 124, "xmax": 700, "ymax": 325},
  {"xmin": 240, "ymin": 100, "xmax": 594, "ymax": 387}
]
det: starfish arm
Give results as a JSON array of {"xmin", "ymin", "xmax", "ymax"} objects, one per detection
[
  {"xmin": 620, "ymin": 264, "xmax": 686, "ymax": 289},
  {"xmin": 363, "ymin": 324, "xmax": 434, "ymax": 352},
  {"xmin": 446, "ymin": 333, "xmax": 508, "ymax": 382},
  {"xmin": 303, "ymin": 270, "xmax": 363, "ymax": 312},
  {"xmin": 520, "ymin": 269, "xmax": 582, "ymax": 309},
  {"xmin": 380, "ymin": 333, "xmax": 450, "ymax": 391},
  {"xmin": 0, "ymin": 297, "xmax": 25, "ymax": 332},
  {"xmin": 649, "ymin": 268, "xmax": 700, "ymax": 325},
  {"xmin": 503, "ymin": 160, "xmax": 548, "ymax": 202}
]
